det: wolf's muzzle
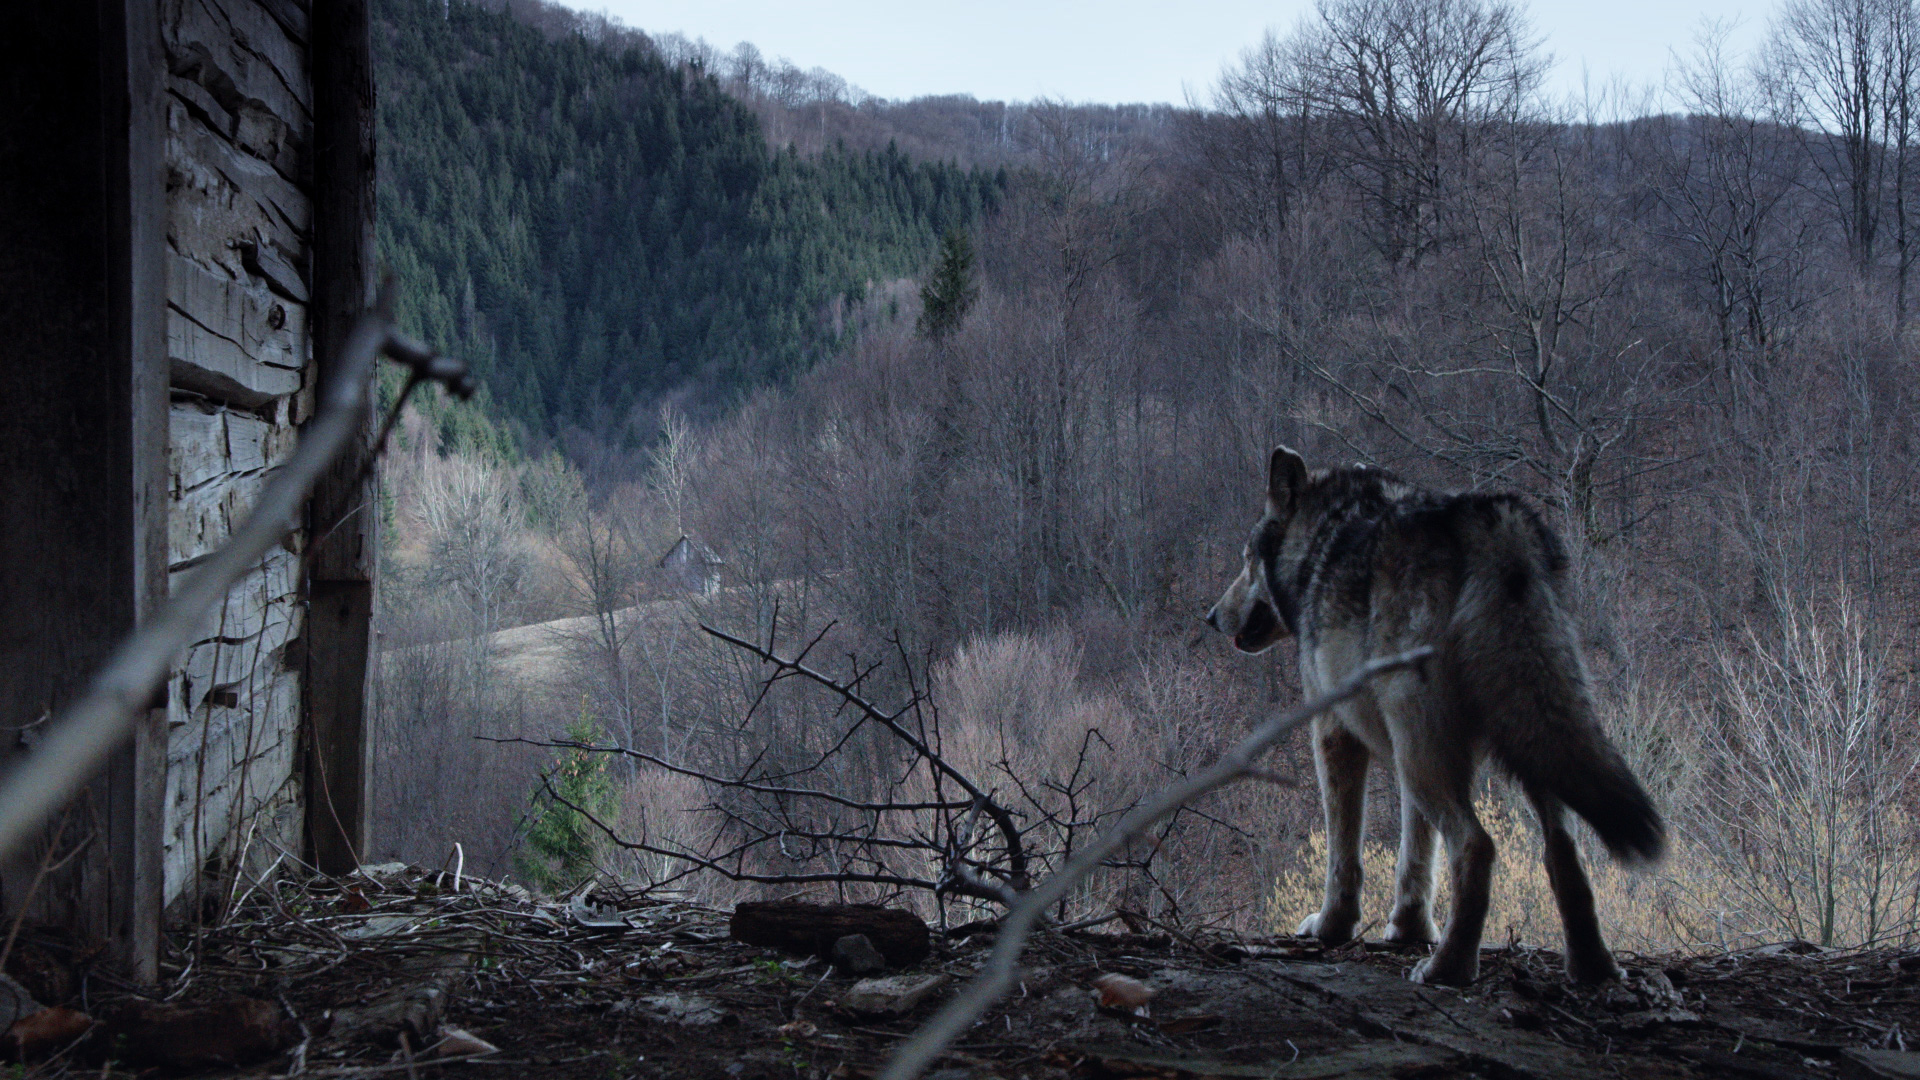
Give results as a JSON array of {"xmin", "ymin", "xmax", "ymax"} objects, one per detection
[{"xmin": 1232, "ymin": 599, "xmax": 1280, "ymax": 652}]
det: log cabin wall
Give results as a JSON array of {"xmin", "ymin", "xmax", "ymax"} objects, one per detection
[
  {"xmin": 0, "ymin": 0, "xmax": 369, "ymax": 979},
  {"xmin": 159, "ymin": 0, "xmax": 318, "ymax": 908}
]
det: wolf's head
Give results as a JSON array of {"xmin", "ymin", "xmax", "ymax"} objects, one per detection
[{"xmin": 1206, "ymin": 445, "xmax": 1308, "ymax": 654}]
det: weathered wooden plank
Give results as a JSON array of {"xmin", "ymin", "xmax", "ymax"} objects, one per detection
[
  {"xmin": 179, "ymin": 623, "xmax": 299, "ymax": 714},
  {"xmin": 122, "ymin": 0, "xmax": 173, "ymax": 988},
  {"xmin": 166, "ymin": 74, "xmax": 236, "ymax": 141},
  {"xmin": 160, "ymin": 687, "xmax": 300, "ymax": 901},
  {"xmin": 169, "ymin": 547, "xmax": 300, "ymax": 640},
  {"xmin": 162, "ymin": 0, "xmax": 310, "ymax": 136},
  {"xmin": 169, "ymin": 462, "xmax": 268, "ymax": 565},
  {"xmin": 254, "ymin": 0, "xmax": 308, "ymax": 47},
  {"xmin": 225, "ymin": 408, "xmax": 294, "ymax": 472},
  {"xmin": 169, "ymin": 250, "xmax": 306, "ymax": 370},
  {"xmin": 170, "ymin": 399, "xmax": 297, "ymax": 500},
  {"xmin": 195, "ymin": 0, "xmax": 311, "ymax": 111},
  {"xmin": 169, "ymin": 401, "xmax": 228, "ymax": 492},
  {"xmin": 168, "ymin": 310, "xmax": 301, "ymax": 407},
  {"xmin": 165, "ymin": 98, "xmax": 309, "ymax": 266},
  {"xmin": 238, "ymin": 232, "xmax": 307, "ymax": 302}
]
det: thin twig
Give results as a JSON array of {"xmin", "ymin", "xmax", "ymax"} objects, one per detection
[{"xmin": 875, "ymin": 646, "xmax": 1432, "ymax": 1080}]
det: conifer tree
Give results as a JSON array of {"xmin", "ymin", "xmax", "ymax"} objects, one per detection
[{"xmin": 917, "ymin": 228, "xmax": 979, "ymax": 341}]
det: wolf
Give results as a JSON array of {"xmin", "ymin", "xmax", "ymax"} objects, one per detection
[{"xmin": 1206, "ymin": 447, "xmax": 1665, "ymax": 985}]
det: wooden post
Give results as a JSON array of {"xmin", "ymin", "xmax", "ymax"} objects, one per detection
[
  {"xmin": 102, "ymin": 0, "xmax": 168, "ymax": 986},
  {"xmin": 305, "ymin": 0, "xmax": 378, "ymax": 875},
  {"xmin": 0, "ymin": 0, "xmax": 167, "ymax": 980}
]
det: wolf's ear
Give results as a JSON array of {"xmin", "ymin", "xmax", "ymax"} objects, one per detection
[{"xmin": 1268, "ymin": 445, "xmax": 1308, "ymax": 514}]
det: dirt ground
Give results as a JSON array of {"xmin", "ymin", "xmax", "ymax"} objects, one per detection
[{"xmin": 27, "ymin": 864, "xmax": 1920, "ymax": 1079}]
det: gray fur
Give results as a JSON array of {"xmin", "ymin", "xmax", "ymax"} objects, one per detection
[{"xmin": 1206, "ymin": 447, "xmax": 1666, "ymax": 986}]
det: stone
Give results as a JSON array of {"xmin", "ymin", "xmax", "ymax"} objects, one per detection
[
  {"xmin": 1846, "ymin": 1049, "xmax": 1920, "ymax": 1080},
  {"xmin": 611, "ymin": 993, "xmax": 725, "ymax": 1026},
  {"xmin": 832, "ymin": 933, "xmax": 887, "ymax": 975},
  {"xmin": 840, "ymin": 973, "xmax": 951, "ymax": 1017}
]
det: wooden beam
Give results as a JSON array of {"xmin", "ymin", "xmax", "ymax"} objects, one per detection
[
  {"xmin": 305, "ymin": 0, "xmax": 378, "ymax": 875},
  {"xmin": 101, "ymin": 0, "xmax": 169, "ymax": 986}
]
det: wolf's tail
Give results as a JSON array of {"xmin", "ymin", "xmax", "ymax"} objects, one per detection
[{"xmin": 1452, "ymin": 500, "xmax": 1666, "ymax": 865}]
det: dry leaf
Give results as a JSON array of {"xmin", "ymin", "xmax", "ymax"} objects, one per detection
[
  {"xmin": 8, "ymin": 1006, "xmax": 92, "ymax": 1058},
  {"xmin": 337, "ymin": 886, "xmax": 372, "ymax": 913},
  {"xmin": 432, "ymin": 1026, "xmax": 500, "ymax": 1057},
  {"xmin": 1092, "ymin": 973, "xmax": 1154, "ymax": 1013},
  {"xmin": 778, "ymin": 1020, "xmax": 817, "ymax": 1039}
]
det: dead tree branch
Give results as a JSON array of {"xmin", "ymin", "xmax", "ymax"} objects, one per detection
[
  {"xmin": 701, "ymin": 623, "xmax": 1034, "ymax": 892},
  {"xmin": 876, "ymin": 645, "xmax": 1433, "ymax": 1080}
]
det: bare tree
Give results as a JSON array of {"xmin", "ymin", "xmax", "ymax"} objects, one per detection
[
  {"xmin": 1204, "ymin": 30, "xmax": 1327, "ymax": 239},
  {"xmin": 1765, "ymin": 0, "xmax": 1919, "ymax": 281},
  {"xmin": 1294, "ymin": 0, "xmax": 1546, "ymax": 264},
  {"xmin": 416, "ymin": 454, "xmax": 527, "ymax": 641},
  {"xmin": 552, "ymin": 499, "xmax": 644, "ymax": 768}
]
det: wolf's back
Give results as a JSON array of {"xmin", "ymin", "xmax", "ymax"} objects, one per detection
[{"xmin": 1446, "ymin": 498, "xmax": 1666, "ymax": 864}]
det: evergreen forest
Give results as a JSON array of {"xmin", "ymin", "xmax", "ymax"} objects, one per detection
[{"xmin": 372, "ymin": 0, "xmax": 1004, "ymax": 443}]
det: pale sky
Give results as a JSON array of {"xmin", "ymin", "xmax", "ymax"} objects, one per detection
[{"xmin": 566, "ymin": 0, "xmax": 1770, "ymax": 109}]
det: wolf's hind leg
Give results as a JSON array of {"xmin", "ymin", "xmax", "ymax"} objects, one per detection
[
  {"xmin": 1394, "ymin": 742, "xmax": 1493, "ymax": 985},
  {"xmin": 1296, "ymin": 718, "xmax": 1368, "ymax": 944},
  {"xmin": 1528, "ymin": 790, "xmax": 1624, "ymax": 984},
  {"xmin": 1384, "ymin": 797, "xmax": 1438, "ymax": 944}
]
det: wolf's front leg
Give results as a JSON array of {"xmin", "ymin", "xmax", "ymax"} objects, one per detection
[
  {"xmin": 1297, "ymin": 719, "xmax": 1369, "ymax": 944},
  {"xmin": 1384, "ymin": 797, "xmax": 1437, "ymax": 944}
]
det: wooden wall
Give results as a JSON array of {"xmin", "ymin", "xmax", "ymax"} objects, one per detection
[
  {"xmin": 0, "ymin": 0, "xmax": 371, "ymax": 974},
  {"xmin": 0, "ymin": 0, "xmax": 169, "ymax": 979},
  {"xmin": 160, "ymin": 0, "xmax": 317, "ymax": 906}
]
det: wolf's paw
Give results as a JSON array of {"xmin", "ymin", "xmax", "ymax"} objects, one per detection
[
  {"xmin": 1295, "ymin": 910, "xmax": 1359, "ymax": 945},
  {"xmin": 1382, "ymin": 914, "xmax": 1436, "ymax": 945},
  {"xmin": 1409, "ymin": 951, "xmax": 1478, "ymax": 986},
  {"xmin": 1565, "ymin": 950, "xmax": 1625, "ymax": 985}
]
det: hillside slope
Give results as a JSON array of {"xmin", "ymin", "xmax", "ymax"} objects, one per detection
[{"xmin": 373, "ymin": 0, "xmax": 1004, "ymax": 440}]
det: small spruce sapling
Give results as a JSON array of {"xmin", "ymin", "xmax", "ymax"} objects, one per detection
[{"xmin": 517, "ymin": 705, "xmax": 616, "ymax": 891}]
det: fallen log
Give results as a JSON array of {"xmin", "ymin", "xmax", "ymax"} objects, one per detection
[{"xmin": 730, "ymin": 901, "xmax": 930, "ymax": 966}]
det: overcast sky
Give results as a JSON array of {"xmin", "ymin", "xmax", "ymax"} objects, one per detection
[{"xmin": 564, "ymin": 1, "xmax": 1770, "ymax": 109}]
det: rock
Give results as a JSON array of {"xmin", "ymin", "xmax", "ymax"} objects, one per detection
[
  {"xmin": 330, "ymin": 930, "xmax": 482, "ymax": 1045},
  {"xmin": 840, "ymin": 973, "xmax": 952, "ymax": 1017},
  {"xmin": 832, "ymin": 933, "xmax": 887, "ymax": 975},
  {"xmin": 611, "ymin": 993, "xmax": 726, "ymax": 1026},
  {"xmin": 731, "ymin": 901, "xmax": 930, "ymax": 966},
  {"xmin": 331, "ymin": 979, "xmax": 448, "ymax": 1043},
  {"xmin": 1846, "ymin": 1049, "xmax": 1920, "ymax": 1080},
  {"xmin": 338, "ymin": 914, "xmax": 419, "ymax": 940}
]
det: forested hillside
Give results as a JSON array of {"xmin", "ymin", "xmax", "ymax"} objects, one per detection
[{"xmin": 372, "ymin": 0, "xmax": 1004, "ymax": 442}]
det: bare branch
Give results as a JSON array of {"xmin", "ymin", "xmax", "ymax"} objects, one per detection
[{"xmin": 876, "ymin": 646, "xmax": 1433, "ymax": 1080}]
